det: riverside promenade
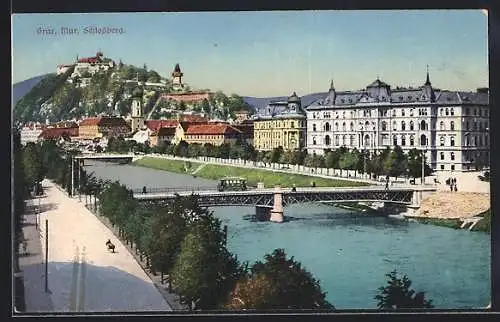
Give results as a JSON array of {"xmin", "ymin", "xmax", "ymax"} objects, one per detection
[{"xmin": 20, "ymin": 179, "xmax": 171, "ymax": 313}]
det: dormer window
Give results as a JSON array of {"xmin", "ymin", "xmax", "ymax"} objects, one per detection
[
  {"xmin": 399, "ymin": 96, "xmax": 403, "ymax": 100},
  {"xmin": 341, "ymin": 99, "xmax": 345, "ymax": 103},
  {"xmin": 408, "ymin": 95, "xmax": 412, "ymax": 99},
  {"xmin": 422, "ymin": 95, "xmax": 426, "ymax": 100},
  {"xmin": 349, "ymin": 98, "xmax": 352, "ymax": 103}
]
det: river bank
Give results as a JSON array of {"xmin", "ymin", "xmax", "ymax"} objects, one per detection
[
  {"xmin": 405, "ymin": 191, "xmax": 490, "ymax": 232},
  {"xmin": 133, "ymin": 156, "xmax": 369, "ymax": 188}
]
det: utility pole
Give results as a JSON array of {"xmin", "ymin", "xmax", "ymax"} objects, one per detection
[{"xmin": 45, "ymin": 219, "xmax": 49, "ymax": 293}]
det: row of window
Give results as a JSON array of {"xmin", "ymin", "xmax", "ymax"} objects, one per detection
[
  {"xmin": 307, "ymin": 119, "xmax": 490, "ymax": 133},
  {"xmin": 311, "ymin": 106, "xmax": 488, "ymax": 119},
  {"xmin": 312, "ymin": 134, "xmax": 430, "ymax": 147},
  {"xmin": 186, "ymin": 135, "xmax": 225, "ymax": 140},
  {"xmin": 254, "ymin": 120, "xmax": 305, "ymax": 129}
]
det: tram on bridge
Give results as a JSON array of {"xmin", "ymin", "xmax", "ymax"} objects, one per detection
[{"xmin": 217, "ymin": 177, "xmax": 248, "ymax": 192}]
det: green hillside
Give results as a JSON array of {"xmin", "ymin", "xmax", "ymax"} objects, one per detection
[{"xmin": 14, "ymin": 59, "xmax": 253, "ymax": 124}]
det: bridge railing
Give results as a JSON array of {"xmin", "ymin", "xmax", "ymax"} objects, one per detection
[{"xmin": 132, "ymin": 186, "xmax": 217, "ymax": 194}]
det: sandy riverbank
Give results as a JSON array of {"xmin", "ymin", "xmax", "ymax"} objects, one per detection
[{"xmin": 408, "ymin": 191, "xmax": 490, "ymax": 219}]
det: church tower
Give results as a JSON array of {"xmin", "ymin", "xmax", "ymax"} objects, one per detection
[
  {"xmin": 171, "ymin": 63, "xmax": 184, "ymax": 91},
  {"xmin": 130, "ymin": 90, "xmax": 145, "ymax": 132}
]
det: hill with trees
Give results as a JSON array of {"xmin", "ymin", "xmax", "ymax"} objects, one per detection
[{"xmin": 13, "ymin": 58, "xmax": 254, "ymax": 124}]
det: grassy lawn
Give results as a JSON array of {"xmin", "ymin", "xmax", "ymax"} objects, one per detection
[
  {"xmin": 133, "ymin": 157, "xmax": 202, "ymax": 174},
  {"xmin": 133, "ymin": 157, "xmax": 368, "ymax": 188},
  {"xmin": 194, "ymin": 164, "xmax": 367, "ymax": 188}
]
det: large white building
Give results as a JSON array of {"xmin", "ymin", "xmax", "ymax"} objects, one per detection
[{"xmin": 305, "ymin": 73, "xmax": 489, "ymax": 172}]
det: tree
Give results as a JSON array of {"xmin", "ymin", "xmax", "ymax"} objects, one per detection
[
  {"xmin": 174, "ymin": 140, "xmax": 189, "ymax": 157},
  {"xmin": 13, "ymin": 129, "xmax": 27, "ymax": 248},
  {"xmin": 387, "ymin": 146, "xmax": 407, "ymax": 179},
  {"xmin": 230, "ymin": 249, "xmax": 334, "ymax": 310},
  {"xmin": 170, "ymin": 211, "xmax": 244, "ymax": 310},
  {"xmin": 225, "ymin": 275, "xmax": 275, "ymax": 310},
  {"xmin": 375, "ymin": 270, "xmax": 434, "ymax": 309},
  {"xmin": 201, "ymin": 99, "xmax": 211, "ymax": 114},
  {"xmin": 22, "ymin": 142, "xmax": 45, "ymax": 189},
  {"xmin": 217, "ymin": 143, "xmax": 231, "ymax": 159},
  {"xmin": 270, "ymin": 147, "xmax": 284, "ymax": 164},
  {"xmin": 339, "ymin": 152, "xmax": 355, "ymax": 176},
  {"xmin": 407, "ymin": 149, "xmax": 431, "ymax": 179}
]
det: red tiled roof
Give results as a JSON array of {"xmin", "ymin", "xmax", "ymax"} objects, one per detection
[
  {"xmin": 185, "ymin": 124, "xmax": 242, "ymax": 135},
  {"xmin": 79, "ymin": 117, "xmax": 128, "ymax": 127},
  {"xmin": 145, "ymin": 120, "xmax": 179, "ymax": 131},
  {"xmin": 78, "ymin": 57, "xmax": 100, "ymax": 64},
  {"xmin": 38, "ymin": 127, "xmax": 78, "ymax": 139},
  {"xmin": 79, "ymin": 117, "xmax": 102, "ymax": 126}
]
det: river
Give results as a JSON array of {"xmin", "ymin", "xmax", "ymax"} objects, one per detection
[{"xmin": 85, "ymin": 161, "xmax": 491, "ymax": 309}]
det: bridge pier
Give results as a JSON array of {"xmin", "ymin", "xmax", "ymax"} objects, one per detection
[
  {"xmin": 269, "ymin": 187, "xmax": 284, "ymax": 223},
  {"xmin": 412, "ymin": 190, "xmax": 422, "ymax": 207}
]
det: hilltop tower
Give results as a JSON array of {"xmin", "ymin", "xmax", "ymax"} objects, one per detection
[{"xmin": 171, "ymin": 63, "xmax": 184, "ymax": 91}]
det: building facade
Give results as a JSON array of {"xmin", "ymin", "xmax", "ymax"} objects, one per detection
[
  {"xmin": 130, "ymin": 97, "xmax": 145, "ymax": 133},
  {"xmin": 78, "ymin": 117, "xmax": 130, "ymax": 140},
  {"xmin": 150, "ymin": 127, "xmax": 176, "ymax": 146},
  {"xmin": 20, "ymin": 122, "xmax": 45, "ymax": 145},
  {"xmin": 305, "ymin": 75, "xmax": 489, "ymax": 172},
  {"xmin": 183, "ymin": 124, "xmax": 243, "ymax": 146},
  {"xmin": 253, "ymin": 92, "xmax": 307, "ymax": 151}
]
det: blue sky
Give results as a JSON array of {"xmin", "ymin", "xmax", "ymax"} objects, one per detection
[{"xmin": 12, "ymin": 10, "xmax": 488, "ymax": 97}]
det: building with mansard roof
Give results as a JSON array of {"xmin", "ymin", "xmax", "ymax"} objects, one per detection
[
  {"xmin": 305, "ymin": 71, "xmax": 489, "ymax": 172},
  {"xmin": 253, "ymin": 92, "xmax": 307, "ymax": 151}
]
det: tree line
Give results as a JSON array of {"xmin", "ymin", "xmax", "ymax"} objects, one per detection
[{"xmin": 107, "ymin": 137, "xmax": 432, "ymax": 180}]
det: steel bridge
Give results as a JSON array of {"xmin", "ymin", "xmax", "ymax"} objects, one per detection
[{"xmin": 133, "ymin": 186, "xmax": 431, "ymax": 207}]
